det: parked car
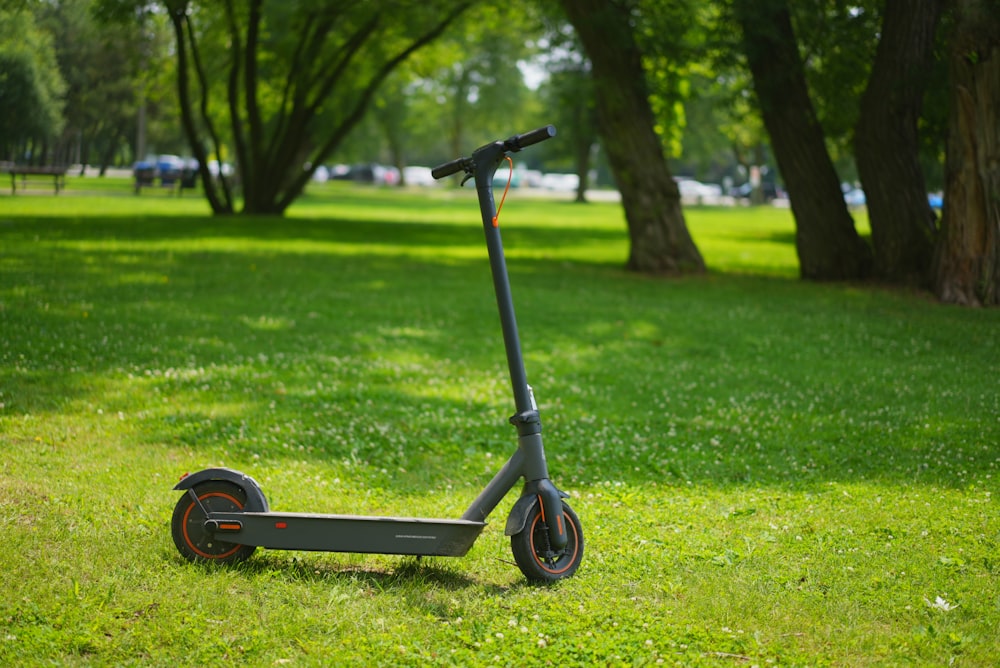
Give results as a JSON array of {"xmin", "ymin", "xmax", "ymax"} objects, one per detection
[
  {"xmin": 676, "ymin": 178, "xmax": 723, "ymax": 203},
  {"xmin": 540, "ymin": 172, "xmax": 579, "ymax": 191},
  {"xmin": 311, "ymin": 165, "xmax": 330, "ymax": 182},
  {"xmin": 207, "ymin": 160, "xmax": 234, "ymax": 178},
  {"xmin": 519, "ymin": 169, "xmax": 543, "ymax": 188},
  {"xmin": 843, "ymin": 188, "xmax": 866, "ymax": 207},
  {"xmin": 156, "ymin": 155, "xmax": 185, "ymax": 186},
  {"xmin": 493, "ymin": 165, "xmax": 523, "ymax": 188},
  {"xmin": 402, "ymin": 166, "xmax": 436, "ymax": 186},
  {"xmin": 729, "ymin": 181, "xmax": 780, "ymax": 202},
  {"xmin": 134, "ymin": 155, "xmax": 199, "ymax": 190},
  {"xmin": 133, "ymin": 160, "xmax": 155, "ymax": 187},
  {"xmin": 332, "ymin": 163, "xmax": 400, "ymax": 185}
]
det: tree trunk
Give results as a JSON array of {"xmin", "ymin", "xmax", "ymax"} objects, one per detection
[
  {"xmin": 735, "ymin": 0, "xmax": 872, "ymax": 281},
  {"xmin": 934, "ymin": 0, "xmax": 1000, "ymax": 306},
  {"xmin": 855, "ymin": 0, "xmax": 943, "ymax": 286},
  {"xmin": 558, "ymin": 0, "xmax": 705, "ymax": 274},
  {"xmin": 98, "ymin": 127, "xmax": 121, "ymax": 176},
  {"xmin": 573, "ymin": 138, "xmax": 591, "ymax": 204},
  {"xmin": 169, "ymin": 9, "xmax": 232, "ymax": 215}
]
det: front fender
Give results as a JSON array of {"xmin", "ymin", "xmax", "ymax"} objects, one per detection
[
  {"xmin": 504, "ymin": 481, "xmax": 570, "ymax": 537},
  {"xmin": 173, "ymin": 467, "xmax": 269, "ymax": 512},
  {"xmin": 504, "ymin": 493, "xmax": 539, "ymax": 537}
]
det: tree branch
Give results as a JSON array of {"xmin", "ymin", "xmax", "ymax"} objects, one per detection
[
  {"xmin": 244, "ymin": 0, "xmax": 263, "ymax": 177},
  {"xmin": 278, "ymin": 3, "xmax": 473, "ymax": 210},
  {"xmin": 168, "ymin": 7, "xmax": 230, "ymax": 214},
  {"xmin": 224, "ymin": 0, "xmax": 248, "ymax": 203},
  {"xmin": 185, "ymin": 11, "xmax": 234, "ymax": 212},
  {"xmin": 262, "ymin": 9, "xmax": 342, "ymax": 173}
]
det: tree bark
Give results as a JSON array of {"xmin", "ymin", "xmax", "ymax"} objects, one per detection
[
  {"xmin": 572, "ymin": 137, "xmax": 591, "ymax": 204},
  {"xmin": 934, "ymin": 0, "xmax": 1000, "ymax": 306},
  {"xmin": 735, "ymin": 0, "xmax": 872, "ymax": 280},
  {"xmin": 184, "ymin": 10, "xmax": 235, "ymax": 213},
  {"xmin": 855, "ymin": 0, "xmax": 943, "ymax": 286},
  {"xmin": 558, "ymin": 0, "xmax": 704, "ymax": 274},
  {"xmin": 169, "ymin": 8, "xmax": 232, "ymax": 215}
]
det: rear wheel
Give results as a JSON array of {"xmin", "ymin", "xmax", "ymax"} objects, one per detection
[
  {"xmin": 510, "ymin": 501, "xmax": 583, "ymax": 583},
  {"xmin": 171, "ymin": 480, "xmax": 257, "ymax": 564}
]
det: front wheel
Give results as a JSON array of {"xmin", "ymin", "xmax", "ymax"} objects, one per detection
[
  {"xmin": 511, "ymin": 501, "xmax": 583, "ymax": 583},
  {"xmin": 171, "ymin": 480, "xmax": 257, "ymax": 564}
]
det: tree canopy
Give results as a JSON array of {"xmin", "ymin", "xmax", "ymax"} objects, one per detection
[{"xmin": 0, "ymin": 8, "xmax": 66, "ymax": 162}]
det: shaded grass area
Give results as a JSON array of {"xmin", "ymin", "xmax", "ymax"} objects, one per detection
[{"xmin": 1, "ymin": 183, "xmax": 998, "ymax": 665}]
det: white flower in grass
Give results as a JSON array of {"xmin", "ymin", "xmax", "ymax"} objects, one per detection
[{"xmin": 925, "ymin": 595, "xmax": 957, "ymax": 611}]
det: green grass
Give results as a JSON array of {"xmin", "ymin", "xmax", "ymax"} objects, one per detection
[{"xmin": 1, "ymin": 179, "xmax": 997, "ymax": 666}]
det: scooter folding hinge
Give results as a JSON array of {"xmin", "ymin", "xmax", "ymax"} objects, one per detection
[
  {"xmin": 509, "ymin": 410, "xmax": 542, "ymax": 436},
  {"xmin": 509, "ymin": 410, "xmax": 540, "ymax": 426}
]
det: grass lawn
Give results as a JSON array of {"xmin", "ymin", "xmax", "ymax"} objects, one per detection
[{"xmin": 1, "ymin": 177, "xmax": 998, "ymax": 666}]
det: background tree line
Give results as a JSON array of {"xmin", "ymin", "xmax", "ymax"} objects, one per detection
[{"xmin": 2, "ymin": 0, "xmax": 996, "ymax": 306}]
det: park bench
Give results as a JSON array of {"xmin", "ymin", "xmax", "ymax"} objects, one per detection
[{"xmin": 3, "ymin": 164, "xmax": 68, "ymax": 194}]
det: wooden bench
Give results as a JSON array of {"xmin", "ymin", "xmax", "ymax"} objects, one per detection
[{"xmin": 3, "ymin": 165, "xmax": 69, "ymax": 194}]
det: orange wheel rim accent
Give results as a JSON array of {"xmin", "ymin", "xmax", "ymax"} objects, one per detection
[
  {"xmin": 529, "ymin": 511, "xmax": 579, "ymax": 575},
  {"xmin": 181, "ymin": 491, "xmax": 244, "ymax": 560}
]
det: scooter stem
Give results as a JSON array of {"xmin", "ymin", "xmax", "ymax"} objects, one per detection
[
  {"xmin": 471, "ymin": 141, "xmax": 535, "ymax": 418},
  {"xmin": 465, "ymin": 138, "xmax": 568, "ymax": 551}
]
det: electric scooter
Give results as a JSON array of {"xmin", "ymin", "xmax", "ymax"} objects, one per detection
[{"xmin": 170, "ymin": 125, "xmax": 583, "ymax": 582}]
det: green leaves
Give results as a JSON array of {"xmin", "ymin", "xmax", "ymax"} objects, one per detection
[{"xmin": 0, "ymin": 9, "xmax": 66, "ymax": 146}]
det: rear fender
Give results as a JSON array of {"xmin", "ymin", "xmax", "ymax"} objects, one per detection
[{"xmin": 173, "ymin": 467, "xmax": 269, "ymax": 513}]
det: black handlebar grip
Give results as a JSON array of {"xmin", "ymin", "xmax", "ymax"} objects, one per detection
[
  {"xmin": 432, "ymin": 126, "xmax": 555, "ymax": 179},
  {"xmin": 505, "ymin": 125, "xmax": 556, "ymax": 151},
  {"xmin": 431, "ymin": 157, "xmax": 467, "ymax": 180}
]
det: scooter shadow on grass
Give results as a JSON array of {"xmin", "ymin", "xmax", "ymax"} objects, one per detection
[{"xmin": 178, "ymin": 550, "xmax": 527, "ymax": 593}]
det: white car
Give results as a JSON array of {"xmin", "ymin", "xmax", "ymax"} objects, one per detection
[
  {"xmin": 403, "ymin": 166, "xmax": 436, "ymax": 186},
  {"xmin": 540, "ymin": 172, "xmax": 579, "ymax": 191},
  {"xmin": 676, "ymin": 178, "xmax": 723, "ymax": 203},
  {"xmin": 207, "ymin": 160, "xmax": 234, "ymax": 177}
]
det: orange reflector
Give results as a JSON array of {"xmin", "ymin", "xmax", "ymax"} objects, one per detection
[
  {"xmin": 219, "ymin": 523, "xmax": 242, "ymax": 531},
  {"xmin": 275, "ymin": 522, "xmax": 288, "ymax": 529}
]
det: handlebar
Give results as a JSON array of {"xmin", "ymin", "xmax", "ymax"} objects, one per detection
[
  {"xmin": 431, "ymin": 125, "xmax": 556, "ymax": 180},
  {"xmin": 503, "ymin": 125, "xmax": 556, "ymax": 152},
  {"xmin": 431, "ymin": 157, "xmax": 467, "ymax": 180}
]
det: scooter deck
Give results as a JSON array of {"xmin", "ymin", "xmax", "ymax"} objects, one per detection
[{"xmin": 205, "ymin": 511, "xmax": 487, "ymax": 557}]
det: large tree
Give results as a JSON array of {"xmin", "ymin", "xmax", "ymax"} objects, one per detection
[
  {"xmin": 734, "ymin": 0, "xmax": 872, "ymax": 281},
  {"xmin": 557, "ymin": 0, "xmax": 705, "ymax": 274},
  {"xmin": 108, "ymin": 0, "xmax": 471, "ymax": 215},
  {"xmin": 934, "ymin": 0, "xmax": 1000, "ymax": 306},
  {"xmin": 854, "ymin": 0, "xmax": 944, "ymax": 286}
]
